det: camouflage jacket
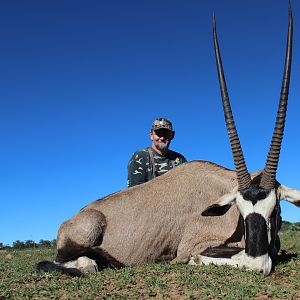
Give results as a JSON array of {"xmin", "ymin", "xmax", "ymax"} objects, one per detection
[{"xmin": 127, "ymin": 147, "xmax": 187, "ymax": 188}]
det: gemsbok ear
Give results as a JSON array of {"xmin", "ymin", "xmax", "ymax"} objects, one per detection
[
  {"xmin": 201, "ymin": 188, "xmax": 237, "ymax": 216},
  {"xmin": 201, "ymin": 204, "xmax": 232, "ymax": 216},
  {"xmin": 278, "ymin": 185, "xmax": 300, "ymax": 207}
]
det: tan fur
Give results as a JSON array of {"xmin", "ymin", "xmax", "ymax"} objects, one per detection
[{"xmin": 56, "ymin": 160, "xmax": 247, "ymax": 266}]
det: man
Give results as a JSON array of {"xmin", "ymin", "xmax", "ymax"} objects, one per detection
[{"xmin": 127, "ymin": 117, "xmax": 187, "ymax": 187}]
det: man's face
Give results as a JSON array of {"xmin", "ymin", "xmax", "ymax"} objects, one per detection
[{"xmin": 150, "ymin": 128, "xmax": 174, "ymax": 152}]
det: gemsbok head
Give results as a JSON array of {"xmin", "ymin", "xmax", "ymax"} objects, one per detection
[{"xmin": 200, "ymin": 5, "xmax": 297, "ymax": 274}]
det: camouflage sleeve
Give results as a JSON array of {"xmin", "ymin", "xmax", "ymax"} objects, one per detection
[
  {"xmin": 127, "ymin": 151, "xmax": 147, "ymax": 188},
  {"xmin": 181, "ymin": 155, "xmax": 187, "ymax": 163},
  {"xmin": 173, "ymin": 151, "xmax": 187, "ymax": 166}
]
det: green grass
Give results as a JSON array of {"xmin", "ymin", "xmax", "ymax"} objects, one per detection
[{"xmin": 1, "ymin": 227, "xmax": 300, "ymax": 299}]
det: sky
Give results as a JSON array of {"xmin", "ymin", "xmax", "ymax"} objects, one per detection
[{"xmin": 1, "ymin": 0, "xmax": 299, "ymax": 246}]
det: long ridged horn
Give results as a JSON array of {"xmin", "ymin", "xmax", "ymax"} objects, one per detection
[
  {"xmin": 213, "ymin": 14, "xmax": 251, "ymax": 190},
  {"xmin": 260, "ymin": 5, "xmax": 293, "ymax": 190}
]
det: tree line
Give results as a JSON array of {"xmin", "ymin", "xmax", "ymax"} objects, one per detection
[{"xmin": 0, "ymin": 239, "xmax": 56, "ymax": 250}]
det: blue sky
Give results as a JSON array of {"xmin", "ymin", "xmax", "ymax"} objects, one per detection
[{"xmin": 1, "ymin": 0, "xmax": 299, "ymax": 246}]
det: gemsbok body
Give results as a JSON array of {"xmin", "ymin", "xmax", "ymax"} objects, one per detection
[{"xmin": 38, "ymin": 6, "xmax": 300, "ymax": 276}]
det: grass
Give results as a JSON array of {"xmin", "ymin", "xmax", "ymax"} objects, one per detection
[{"xmin": 0, "ymin": 226, "xmax": 300, "ymax": 299}]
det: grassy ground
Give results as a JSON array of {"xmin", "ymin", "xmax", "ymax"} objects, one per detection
[{"xmin": 1, "ymin": 225, "xmax": 299, "ymax": 299}]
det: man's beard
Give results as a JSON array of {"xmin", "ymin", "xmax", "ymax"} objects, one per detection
[{"xmin": 156, "ymin": 141, "xmax": 169, "ymax": 151}]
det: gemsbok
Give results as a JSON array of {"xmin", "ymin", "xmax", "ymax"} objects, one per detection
[{"xmin": 38, "ymin": 5, "xmax": 299, "ymax": 276}]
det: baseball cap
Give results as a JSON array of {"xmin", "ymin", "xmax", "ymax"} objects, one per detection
[{"xmin": 151, "ymin": 117, "xmax": 173, "ymax": 131}]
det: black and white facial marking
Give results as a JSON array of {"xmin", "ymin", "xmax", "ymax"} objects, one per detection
[
  {"xmin": 269, "ymin": 202, "xmax": 282, "ymax": 257},
  {"xmin": 236, "ymin": 177, "xmax": 278, "ymax": 259},
  {"xmin": 245, "ymin": 213, "xmax": 269, "ymax": 257}
]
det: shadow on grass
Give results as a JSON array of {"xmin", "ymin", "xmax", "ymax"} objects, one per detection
[{"xmin": 273, "ymin": 250, "xmax": 299, "ymax": 266}]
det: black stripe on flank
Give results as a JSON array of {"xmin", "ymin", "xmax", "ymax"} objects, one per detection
[{"xmin": 245, "ymin": 213, "xmax": 269, "ymax": 257}]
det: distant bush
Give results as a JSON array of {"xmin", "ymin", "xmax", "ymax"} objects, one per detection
[
  {"xmin": 38, "ymin": 239, "xmax": 56, "ymax": 248},
  {"xmin": 281, "ymin": 221, "xmax": 300, "ymax": 232},
  {"xmin": 0, "ymin": 239, "xmax": 56, "ymax": 250}
]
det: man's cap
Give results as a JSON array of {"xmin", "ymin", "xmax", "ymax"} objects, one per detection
[{"xmin": 151, "ymin": 118, "xmax": 173, "ymax": 131}]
